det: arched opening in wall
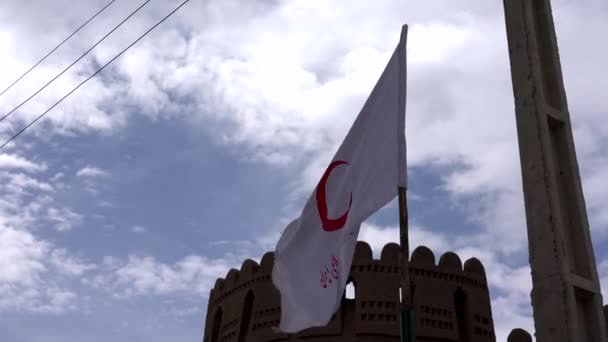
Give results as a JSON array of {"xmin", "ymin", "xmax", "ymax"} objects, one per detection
[
  {"xmin": 345, "ymin": 279, "xmax": 356, "ymax": 300},
  {"xmin": 211, "ymin": 307, "xmax": 223, "ymax": 342},
  {"xmin": 238, "ymin": 291, "xmax": 254, "ymax": 342},
  {"xmin": 454, "ymin": 287, "xmax": 469, "ymax": 342}
]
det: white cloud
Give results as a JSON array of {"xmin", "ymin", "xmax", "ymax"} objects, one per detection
[
  {"xmin": 0, "ymin": 225, "xmax": 91, "ymax": 314},
  {"xmin": 50, "ymin": 249, "xmax": 96, "ymax": 276},
  {"xmin": 0, "ymin": 151, "xmax": 91, "ymax": 314},
  {"xmin": 91, "ymin": 254, "xmax": 233, "ymax": 298},
  {"xmin": 76, "ymin": 166, "xmax": 108, "ymax": 178},
  {"xmin": 37, "ymin": 288, "xmax": 78, "ymax": 314},
  {"xmin": 0, "ymin": 285, "xmax": 78, "ymax": 314},
  {"xmin": 581, "ymin": 155, "xmax": 608, "ymax": 236},
  {"xmin": 491, "ymin": 292, "xmax": 535, "ymax": 341},
  {"xmin": 97, "ymin": 200, "xmax": 113, "ymax": 208},
  {"xmin": 0, "ymin": 226, "xmax": 48, "ymax": 287},
  {"xmin": 2, "ymin": 172, "xmax": 53, "ymax": 194},
  {"xmin": 0, "ymin": 1, "xmax": 604, "ymax": 185},
  {"xmin": 87, "ymin": 234, "xmax": 275, "ymax": 302},
  {"xmin": 209, "ymin": 239, "xmax": 252, "ymax": 248},
  {"xmin": 359, "ymin": 222, "xmax": 452, "ymax": 258},
  {"xmin": 131, "ymin": 225, "xmax": 146, "ymax": 233},
  {"xmin": 75, "ymin": 166, "xmax": 109, "ymax": 196},
  {"xmin": 0, "ymin": 0, "xmax": 602, "ymax": 259},
  {"xmin": 0, "ymin": 170, "xmax": 55, "ymax": 231},
  {"xmin": 103, "ymin": 223, "xmax": 116, "ymax": 231},
  {"xmin": 0, "ymin": 154, "xmax": 46, "ymax": 172},
  {"xmin": 50, "ymin": 172, "xmax": 64, "ymax": 182},
  {"xmin": 47, "ymin": 207, "xmax": 83, "ymax": 232},
  {"xmin": 166, "ymin": 305, "xmax": 201, "ymax": 317}
]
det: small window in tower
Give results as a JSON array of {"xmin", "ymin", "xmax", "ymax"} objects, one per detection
[{"xmin": 345, "ymin": 280, "xmax": 356, "ymax": 299}]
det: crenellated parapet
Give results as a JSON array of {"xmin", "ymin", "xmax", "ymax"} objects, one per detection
[
  {"xmin": 203, "ymin": 242, "xmax": 496, "ymax": 342},
  {"xmin": 204, "ymin": 252, "xmax": 282, "ymax": 342},
  {"xmin": 409, "ymin": 245, "xmax": 488, "ymax": 289},
  {"xmin": 208, "ymin": 253, "xmax": 273, "ymax": 307},
  {"xmin": 408, "ymin": 245, "xmax": 494, "ymax": 342},
  {"xmin": 349, "ymin": 242, "xmax": 494, "ymax": 341}
]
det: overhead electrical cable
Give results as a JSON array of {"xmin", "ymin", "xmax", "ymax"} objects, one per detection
[
  {"xmin": 0, "ymin": 0, "xmax": 192, "ymax": 151},
  {"xmin": 0, "ymin": 0, "xmax": 151, "ymax": 123},
  {"xmin": 0, "ymin": 0, "xmax": 119, "ymax": 98}
]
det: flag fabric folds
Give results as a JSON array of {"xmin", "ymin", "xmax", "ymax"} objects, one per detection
[{"xmin": 272, "ymin": 25, "xmax": 408, "ymax": 333}]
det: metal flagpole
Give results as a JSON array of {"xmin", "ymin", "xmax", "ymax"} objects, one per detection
[
  {"xmin": 399, "ymin": 187, "xmax": 414, "ymax": 342},
  {"xmin": 397, "ymin": 23, "xmax": 414, "ymax": 342}
]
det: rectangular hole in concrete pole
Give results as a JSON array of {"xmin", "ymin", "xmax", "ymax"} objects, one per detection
[
  {"xmin": 531, "ymin": 0, "xmax": 565, "ymax": 111},
  {"xmin": 547, "ymin": 115, "xmax": 591, "ymax": 278},
  {"xmin": 575, "ymin": 287, "xmax": 600, "ymax": 341}
]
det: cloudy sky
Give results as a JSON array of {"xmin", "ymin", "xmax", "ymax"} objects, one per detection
[{"xmin": 0, "ymin": 0, "xmax": 606, "ymax": 341}]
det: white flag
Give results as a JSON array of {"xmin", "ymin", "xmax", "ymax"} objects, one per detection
[{"xmin": 272, "ymin": 25, "xmax": 408, "ymax": 333}]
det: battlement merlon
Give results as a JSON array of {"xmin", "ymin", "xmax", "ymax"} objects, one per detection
[{"xmin": 208, "ymin": 242, "xmax": 489, "ymax": 305}]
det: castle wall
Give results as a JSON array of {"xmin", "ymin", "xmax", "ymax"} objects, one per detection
[{"xmin": 203, "ymin": 242, "xmax": 496, "ymax": 342}]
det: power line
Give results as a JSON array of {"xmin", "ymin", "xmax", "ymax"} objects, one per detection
[
  {"xmin": 0, "ymin": 0, "xmax": 119, "ymax": 98},
  {"xmin": 0, "ymin": 0, "xmax": 151, "ymax": 123},
  {"xmin": 0, "ymin": 0, "xmax": 192, "ymax": 151}
]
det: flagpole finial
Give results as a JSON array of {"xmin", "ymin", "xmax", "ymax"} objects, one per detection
[{"xmin": 400, "ymin": 24, "xmax": 408, "ymax": 44}]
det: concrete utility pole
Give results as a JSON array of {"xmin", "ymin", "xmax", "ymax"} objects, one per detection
[{"xmin": 503, "ymin": 0, "xmax": 607, "ymax": 341}]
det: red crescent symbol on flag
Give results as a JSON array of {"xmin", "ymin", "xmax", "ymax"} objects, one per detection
[{"xmin": 316, "ymin": 160, "xmax": 352, "ymax": 232}]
